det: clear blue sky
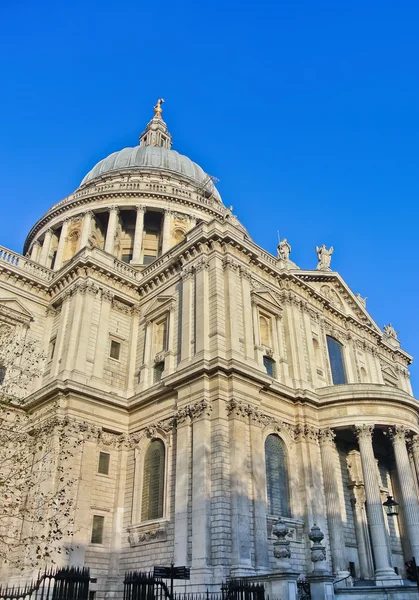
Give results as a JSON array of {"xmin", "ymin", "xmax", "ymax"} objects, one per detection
[{"xmin": 1, "ymin": 0, "xmax": 418, "ymax": 390}]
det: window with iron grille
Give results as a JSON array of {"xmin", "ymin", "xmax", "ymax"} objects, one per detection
[
  {"xmin": 110, "ymin": 340, "xmax": 121, "ymax": 360},
  {"xmin": 141, "ymin": 439, "xmax": 165, "ymax": 521},
  {"xmin": 98, "ymin": 452, "xmax": 110, "ymax": 475},
  {"xmin": 263, "ymin": 356, "xmax": 276, "ymax": 378},
  {"xmin": 326, "ymin": 336, "xmax": 347, "ymax": 385},
  {"xmin": 91, "ymin": 515, "xmax": 104, "ymax": 544},
  {"xmin": 265, "ymin": 434, "xmax": 290, "ymax": 517}
]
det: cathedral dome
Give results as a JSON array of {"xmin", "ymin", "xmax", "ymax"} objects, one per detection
[{"xmin": 80, "ymin": 145, "xmax": 221, "ymax": 202}]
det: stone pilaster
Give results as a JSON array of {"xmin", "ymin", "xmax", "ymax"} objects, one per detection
[
  {"xmin": 240, "ymin": 268, "xmax": 255, "ymax": 362},
  {"xmin": 162, "ymin": 209, "xmax": 171, "ymax": 255},
  {"xmin": 79, "ymin": 211, "xmax": 94, "ymax": 250},
  {"xmin": 179, "ymin": 267, "xmax": 193, "ymax": 365},
  {"xmin": 106, "ymin": 445, "xmax": 128, "ymax": 595},
  {"xmin": 39, "ymin": 228, "xmax": 53, "ymax": 266},
  {"xmin": 194, "ymin": 258, "xmax": 210, "ymax": 357},
  {"xmin": 74, "ymin": 282, "xmax": 99, "ymax": 374},
  {"xmin": 351, "ymin": 491, "xmax": 373, "ymax": 579},
  {"xmin": 390, "ymin": 426, "xmax": 419, "ymax": 560},
  {"xmin": 54, "ymin": 219, "xmax": 70, "ymax": 270},
  {"xmin": 224, "ymin": 257, "xmax": 241, "ymax": 358},
  {"xmin": 174, "ymin": 418, "xmax": 191, "ymax": 566},
  {"xmin": 250, "ymin": 421, "xmax": 270, "ymax": 570},
  {"xmin": 319, "ymin": 429, "xmax": 349, "ymax": 578},
  {"xmin": 92, "ymin": 289, "xmax": 114, "ymax": 380},
  {"xmin": 191, "ymin": 412, "xmax": 211, "ymax": 573},
  {"xmin": 208, "ymin": 251, "xmax": 226, "ymax": 358},
  {"xmin": 127, "ymin": 306, "xmax": 140, "ymax": 394},
  {"xmin": 410, "ymin": 435, "xmax": 419, "ymax": 484},
  {"xmin": 355, "ymin": 424, "xmax": 399, "ymax": 583},
  {"xmin": 131, "ymin": 205, "xmax": 145, "ymax": 264},
  {"xmin": 229, "ymin": 410, "xmax": 252, "ymax": 575},
  {"xmin": 105, "ymin": 206, "xmax": 119, "ymax": 255}
]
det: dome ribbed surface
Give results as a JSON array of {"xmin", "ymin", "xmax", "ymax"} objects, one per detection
[{"xmin": 80, "ymin": 145, "xmax": 221, "ymax": 201}]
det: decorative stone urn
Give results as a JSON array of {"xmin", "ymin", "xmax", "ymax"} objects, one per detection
[
  {"xmin": 309, "ymin": 524, "xmax": 329, "ymax": 574},
  {"xmin": 273, "ymin": 518, "xmax": 293, "ymax": 571}
]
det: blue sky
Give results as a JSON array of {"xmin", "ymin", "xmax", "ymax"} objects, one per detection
[{"xmin": 1, "ymin": 0, "xmax": 418, "ymax": 389}]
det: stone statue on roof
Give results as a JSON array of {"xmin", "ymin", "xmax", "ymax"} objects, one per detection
[
  {"xmin": 277, "ymin": 238, "xmax": 291, "ymax": 261},
  {"xmin": 316, "ymin": 244, "xmax": 334, "ymax": 271},
  {"xmin": 383, "ymin": 323, "xmax": 398, "ymax": 340}
]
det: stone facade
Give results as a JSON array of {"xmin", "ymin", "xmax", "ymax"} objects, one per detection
[{"xmin": 0, "ymin": 103, "xmax": 418, "ymax": 598}]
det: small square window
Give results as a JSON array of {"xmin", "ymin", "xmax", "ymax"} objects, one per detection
[
  {"xmin": 98, "ymin": 452, "xmax": 110, "ymax": 475},
  {"xmin": 91, "ymin": 515, "xmax": 104, "ymax": 544},
  {"xmin": 110, "ymin": 340, "xmax": 121, "ymax": 360},
  {"xmin": 154, "ymin": 361, "xmax": 164, "ymax": 383},
  {"xmin": 121, "ymin": 253, "xmax": 133, "ymax": 263}
]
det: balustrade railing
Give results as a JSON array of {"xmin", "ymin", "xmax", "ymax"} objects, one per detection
[{"xmin": 0, "ymin": 246, "xmax": 54, "ymax": 282}]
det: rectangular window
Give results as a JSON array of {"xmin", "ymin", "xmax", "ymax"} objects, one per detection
[
  {"xmin": 153, "ymin": 362, "xmax": 165, "ymax": 383},
  {"xmin": 326, "ymin": 336, "xmax": 347, "ymax": 385},
  {"xmin": 263, "ymin": 356, "xmax": 276, "ymax": 378},
  {"xmin": 91, "ymin": 515, "xmax": 104, "ymax": 544},
  {"xmin": 121, "ymin": 253, "xmax": 133, "ymax": 263},
  {"xmin": 110, "ymin": 340, "xmax": 121, "ymax": 360},
  {"xmin": 98, "ymin": 452, "xmax": 110, "ymax": 475},
  {"xmin": 49, "ymin": 338, "xmax": 56, "ymax": 360}
]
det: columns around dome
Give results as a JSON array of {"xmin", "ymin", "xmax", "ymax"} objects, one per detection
[{"xmin": 29, "ymin": 204, "xmax": 197, "ymax": 270}]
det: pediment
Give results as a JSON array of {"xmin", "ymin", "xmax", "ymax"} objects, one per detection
[
  {"xmin": 0, "ymin": 297, "xmax": 34, "ymax": 323},
  {"xmin": 251, "ymin": 289, "xmax": 282, "ymax": 314},
  {"xmin": 381, "ymin": 363, "xmax": 398, "ymax": 381},
  {"xmin": 293, "ymin": 272, "xmax": 381, "ymax": 334},
  {"xmin": 143, "ymin": 295, "xmax": 175, "ymax": 321}
]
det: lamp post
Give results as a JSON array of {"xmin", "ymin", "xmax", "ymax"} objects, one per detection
[{"xmin": 382, "ymin": 495, "xmax": 400, "ymax": 517}]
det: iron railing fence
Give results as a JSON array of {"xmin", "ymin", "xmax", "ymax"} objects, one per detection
[{"xmin": 0, "ymin": 567, "xmax": 90, "ymax": 600}]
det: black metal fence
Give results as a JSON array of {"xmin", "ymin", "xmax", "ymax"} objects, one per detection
[
  {"xmin": 0, "ymin": 567, "xmax": 90, "ymax": 600},
  {"xmin": 123, "ymin": 573, "xmax": 266, "ymax": 600},
  {"xmin": 296, "ymin": 578, "xmax": 311, "ymax": 600}
]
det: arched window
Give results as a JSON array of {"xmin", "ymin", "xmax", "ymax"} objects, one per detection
[
  {"xmin": 141, "ymin": 439, "xmax": 165, "ymax": 521},
  {"xmin": 265, "ymin": 434, "xmax": 290, "ymax": 517},
  {"xmin": 326, "ymin": 336, "xmax": 347, "ymax": 385},
  {"xmin": 360, "ymin": 367, "xmax": 368, "ymax": 383}
]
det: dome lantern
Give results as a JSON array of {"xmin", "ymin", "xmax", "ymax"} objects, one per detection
[{"xmin": 139, "ymin": 98, "xmax": 172, "ymax": 150}]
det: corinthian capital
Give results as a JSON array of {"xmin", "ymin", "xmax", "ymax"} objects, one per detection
[
  {"xmin": 389, "ymin": 425, "xmax": 409, "ymax": 443},
  {"xmin": 318, "ymin": 428, "xmax": 336, "ymax": 447},
  {"xmin": 354, "ymin": 424, "xmax": 374, "ymax": 442}
]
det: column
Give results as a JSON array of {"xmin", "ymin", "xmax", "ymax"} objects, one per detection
[
  {"xmin": 319, "ymin": 429, "xmax": 349, "ymax": 578},
  {"xmin": 351, "ymin": 492, "xmax": 374, "ymax": 579},
  {"xmin": 30, "ymin": 240, "xmax": 41, "ymax": 262},
  {"xmin": 224, "ymin": 257, "xmax": 240, "ymax": 358},
  {"xmin": 54, "ymin": 219, "xmax": 70, "ymax": 270},
  {"xmin": 355, "ymin": 424, "xmax": 399, "ymax": 583},
  {"xmin": 250, "ymin": 422, "xmax": 270, "ymax": 570},
  {"xmin": 191, "ymin": 414, "xmax": 211, "ymax": 572},
  {"xmin": 131, "ymin": 205, "xmax": 145, "ymax": 264},
  {"xmin": 194, "ymin": 257, "xmax": 209, "ymax": 356},
  {"xmin": 179, "ymin": 267, "xmax": 193, "ymax": 364},
  {"xmin": 39, "ymin": 228, "xmax": 53, "ymax": 266},
  {"xmin": 79, "ymin": 211, "xmax": 94, "ymax": 249},
  {"xmin": 162, "ymin": 209, "xmax": 171, "ymax": 254},
  {"xmin": 410, "ymin": 435, "xmax": 419, "ymax": 483},
  {"xmin": 174, "ymin": 419, "xmax": 191, "ymax": 566},
  {"xmin": 104, "ymin": 206, "xmax": 119, "ymax": 255},
  {"xmin": 390, "ymin": 426, "xmax": 419, "ymax": 560}
]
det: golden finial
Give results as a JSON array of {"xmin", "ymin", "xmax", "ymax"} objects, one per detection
[{"xmin": 154, "ymin": 98, "xmax": 165, "ymax": 118}]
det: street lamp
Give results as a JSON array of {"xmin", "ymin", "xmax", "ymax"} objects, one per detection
[{"xmin": 383, "ymin": 495, "xmax": 399, "ymax": 517}]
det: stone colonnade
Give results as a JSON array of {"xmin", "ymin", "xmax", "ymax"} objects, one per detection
[
  {"xmin": 321, "ymin": 424, "xmax": 419, "ymax": 584},
  {"xmin": 33, "ymin": 205, "xmax": 176, "ymax": 268}
]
